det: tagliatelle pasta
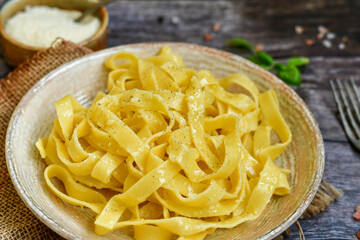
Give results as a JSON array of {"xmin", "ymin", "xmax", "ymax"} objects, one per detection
[{"xmin": 36, "ymin": 46, "xmax": 292, "ymax": 240}]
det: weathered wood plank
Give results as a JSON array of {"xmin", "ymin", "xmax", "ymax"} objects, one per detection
[
  {"xmin": 285, "ymin": 141, "xmax": 360, "ymax": 239},
  {"xmin": 294, "ymin": 56, "xmax": 360, "ymax": 143},
  {"xmin": 105, "ymin": 0, "xmax": 360, "ymax": 57}
]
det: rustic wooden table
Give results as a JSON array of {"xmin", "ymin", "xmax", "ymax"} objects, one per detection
[{"xmin": 1, "ymin": 0, "xmax": 359, "ymax": 239}]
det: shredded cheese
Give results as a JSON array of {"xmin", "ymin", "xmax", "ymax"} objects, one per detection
[{"xmin": 5, "ymin": 6, "xmax": 100, "ymax": 48}]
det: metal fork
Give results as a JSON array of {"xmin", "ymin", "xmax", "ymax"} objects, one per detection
[{"xmin": 330, "ymin": 78, "xmax": 360, "ymax": 150}]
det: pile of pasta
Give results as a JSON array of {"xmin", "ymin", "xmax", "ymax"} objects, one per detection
[{"xmin": 36, "ymin": 46, "xmax": 292, "ymax": 240}]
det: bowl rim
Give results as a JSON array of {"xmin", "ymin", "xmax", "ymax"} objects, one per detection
[
  {"xmin": 0, "ymin": 0, "xmax": 109, "ymax": 51},
  {"xmin": 5, "ymin": 42, "xmax": 325, "ymax": 240}
]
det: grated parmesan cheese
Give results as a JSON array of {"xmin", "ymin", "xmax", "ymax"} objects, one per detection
[{"xmin": 5, "ymin": 6, "xmax": 100, "ymax": 48}]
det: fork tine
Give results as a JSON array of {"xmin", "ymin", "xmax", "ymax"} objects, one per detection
[
  {"xmin": 350, "ymin": 78, "xmax": 360, "ymax": 101},
  {"xmin": 336, "ymin": 79, "xmax": 360, "ymax": 138},
  {"xmin": 344, "ymin": 80, "xmax": 360, "ymax": 124},
  {"xmin": 330, "ymin": 79, "xmax": 358, "ymax": 142}
]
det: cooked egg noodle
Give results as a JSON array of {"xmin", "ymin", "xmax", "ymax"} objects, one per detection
[{"xmin": 36, "ymin": 46, "xmax": 291, "ymax": 240}]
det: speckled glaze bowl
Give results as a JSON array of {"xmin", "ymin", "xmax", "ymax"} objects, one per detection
[
  {"xmin": 0, "ymin": 0, "xmax": 108, "ymax": 66},
  {"xmin": 5, "ymin": 43, "xmax": 324, "ymax": 240}
]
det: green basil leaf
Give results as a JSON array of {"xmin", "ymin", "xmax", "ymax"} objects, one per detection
[
  {"xmin": 248, "ymin": 51, "xmax": 274, "ymax": 67},
  {"xmin": 287, "ymin": 57, "xmax": 309, "ymax": 67},
  {"xmin": 226, "ymin": 38, "xmax": 255, "ymax": 52},
  {"xmin": 225, "ymin": 38, "xmax": 305, "ymax": 86},
  {"xmin": 273, "ymin": 63, "xmax": 287, "ymax": 72},
  {"xmin": 277, "ymin": 65, "xmax": 301, "ymax": 86}
]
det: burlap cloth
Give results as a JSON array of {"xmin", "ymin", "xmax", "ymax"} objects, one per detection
[
  {"xmin": 0, "ymin": 40, "xmax": 342, "ymax": 240},
  {"xmin": 0, "ymin": 40, "xmax": 91, "ymax": 239}
]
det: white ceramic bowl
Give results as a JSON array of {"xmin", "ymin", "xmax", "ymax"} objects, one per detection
[{"xmin": 5, "ymin": 43, "xmax": 324, "ymax": 240}]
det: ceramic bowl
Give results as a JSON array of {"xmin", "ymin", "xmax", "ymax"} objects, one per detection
[
  {"xmin": 5, "ymin": 43, "xmax": 324, "ymax": 240},
  {"xmin": 0, "ymin": 0, "xmax": 108, "ymax": 66}
]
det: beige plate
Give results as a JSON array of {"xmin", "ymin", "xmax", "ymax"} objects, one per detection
[{"xmin": 5, "ymin": 43, "xmax": 324, "ymax": 240}]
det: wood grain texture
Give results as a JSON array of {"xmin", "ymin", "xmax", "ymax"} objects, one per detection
[
  {"xmin": 0, "ymin": 0, "xmax": 359, "ymax": 239},
  {"xmin": 103, "ymin": 0, "xmax": 360, "ymax": 57}
]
